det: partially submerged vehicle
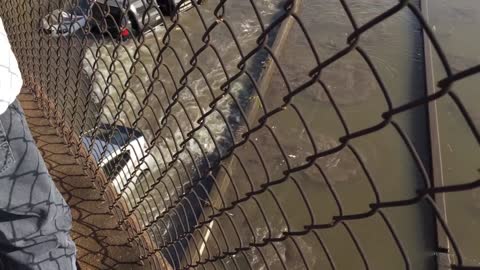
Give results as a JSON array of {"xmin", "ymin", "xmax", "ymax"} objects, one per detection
[
  {"xmin": 90, "ymin": 0, "xmax": 195, "ymax": 38},
  {"xmin": 41, "ymin": 7, "xmax": 88, "ymax": 37},
  {"xmin": 81, "ymin": 124, "xmax": 148, "ymax": 194},
  {"xmin": 41, "ymin": 0, "xmax": 198, "ymax": 38}
]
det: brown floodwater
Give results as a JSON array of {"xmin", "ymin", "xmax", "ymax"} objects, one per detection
[{"xmin": 30, "ymin": 0, "xmax": 478, "ymax": 268}]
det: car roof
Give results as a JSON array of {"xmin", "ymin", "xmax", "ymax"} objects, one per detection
[
  {"xmin": 81, "ymin": 136, "xmax": 120, "ymax": 162},
  {"xmin": 83, "ymin": 124, "xmax": 143, "ymax": 142},
  {"xmin": 81, "ymin": 124, "xmax": 144, "ymax": 162}
]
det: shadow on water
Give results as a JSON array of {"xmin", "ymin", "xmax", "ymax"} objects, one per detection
[
  {"xmin": 151, "ymin": 8, "xmax": 285, "ymax": 268},
  {"xmin": 403, "ymin": 0, "xmax": 436, "ymax": 268}
]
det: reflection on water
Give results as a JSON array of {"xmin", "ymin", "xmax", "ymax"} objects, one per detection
[{"xmin": 79, "ymin": 0, "xmax": 477, "ymax": 268}]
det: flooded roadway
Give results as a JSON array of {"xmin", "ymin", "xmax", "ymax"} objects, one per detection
[
  {"xmin": 188, "ymin": 0, "xmax": 435, "ymax": 269},
  {"xmin": 38, "ymin": 0, "xmax": 479, "ymax": 268}
]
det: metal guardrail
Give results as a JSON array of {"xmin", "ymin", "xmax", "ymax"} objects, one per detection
[
  {"xmin": 420, "ymin": 0, "xmax": 450, "ymax": 267},
  {"xmin": 1, "ymin": 0, "xmax": 480, "ymax": 269}
]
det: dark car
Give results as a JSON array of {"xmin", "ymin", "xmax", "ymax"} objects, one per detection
[
  {"xmin": 90, "ymin": 0, "xmax": 196, "ymax": 38},
  {"xmin": 159, "ymin": 0, "xmax": 198, "ymax": 16}
]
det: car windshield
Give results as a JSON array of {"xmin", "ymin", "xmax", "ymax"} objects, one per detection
[
  {"xmin": 103, "ymin": 151, "xmax": 131, "ymax": 178},
  {"xmin": 93, "ymin": 126, "xmax": 139, "ymax": 146}
]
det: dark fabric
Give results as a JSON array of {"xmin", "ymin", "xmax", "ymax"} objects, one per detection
[{"xmin": 0, "ymin": 101, "xmax": 76, "ymax": 270}]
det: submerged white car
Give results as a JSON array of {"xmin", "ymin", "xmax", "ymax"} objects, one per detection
[
  {"xmin": 41, "ymin": 8, "xmax": 88, "ymax": 37},
  {"xmin": 81, "ymin": 124, "xmax": 148, "ymax": 195}
]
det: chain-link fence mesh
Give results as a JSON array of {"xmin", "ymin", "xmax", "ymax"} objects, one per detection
[{"xmin": 1, "ymin": 0, "xmax": 480, "ymax": 269}]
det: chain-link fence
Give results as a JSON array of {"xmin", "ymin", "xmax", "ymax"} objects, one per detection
[{"xmin": 1, "ymin": 0, "xmax": 480, "ymax": 269}]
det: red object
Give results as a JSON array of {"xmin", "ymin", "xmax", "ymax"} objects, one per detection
[{"xmin": 120, "ymin": 28, "xmax": 129, "ymax": 38}]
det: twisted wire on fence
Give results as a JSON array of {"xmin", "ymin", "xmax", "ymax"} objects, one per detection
[{"xmin": 1, "ymin": 0, "xmax": 479, "ymax": 269}]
